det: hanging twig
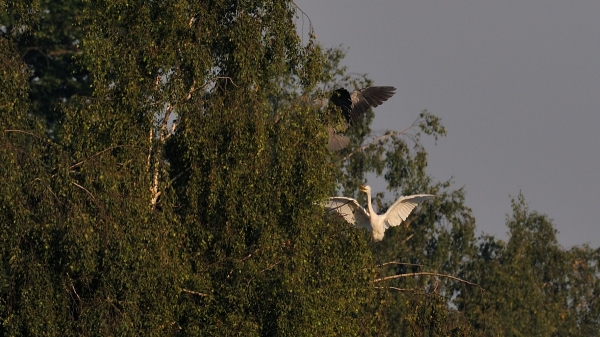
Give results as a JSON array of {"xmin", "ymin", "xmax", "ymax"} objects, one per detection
[
  {"xmin": 72, "ymin": 182, "xmax": 96, "ymax": 200},
  {"xmin": 33, "ymin": 178, "xmax": 63, "ymax": 205},
  {"xmin": 66, "ymin": 273, "xmax": 81, "ymax": 302},
  {"xmin": 291, "ymin": 1, "xmax": 314, "ymax": 43}
]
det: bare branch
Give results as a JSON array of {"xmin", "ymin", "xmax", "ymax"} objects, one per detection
[
  {"xmin": 187, "ymin": 76, "xmax": 238, "ymax": 98},
  {"xmin": 291, "ymin": 1, "xmax": 314, "ymax": 40},
  {"xmin": 165, "ymin": 167, "xmax": 191, "ymax": 189},
  {"xmin": 373, "ymin": 272, "xmax": 482, "ymax": 289},
  {"xmin": 4, "ymin": 129, "xmax": 47, "ymax": 141},
  {"xmin": 182, "ymin": 288, "xmax": 208, "ymax": 297},
  {"xmin": 72, "ymin": 182, "xmax": 96, "ymax": 200},
  {"xmin": 247, "ymin": 260, "xmax": 282, "ymax": 286},
  {"xmin": 374, "ymin": 286, "xmax": 413, "ymax": 292},
  {"xmin": 401, "ymin": 234, "xmax": 414, "ymax": 244},
  {"xmin": 34, "ymin": 178, "xmax": 63, "ymax": 205},
  {"xmin": 106, "ymin": 297, "xmax": 123, "ymax": 315},
  {"xmin": 186, "ymin": 80, "xmax": 197, "ymax": 100},
  {"xmin": 260, "ymin": 261, "xmax": 281, "ymax": 273},
  {"xmin": 66, "ymin": 273, "xmax": 81, "ymax": 302},
  {"xmin": 71, "ymin": 145, "xmax": 139, "ymax": 170},
  {"xmin": 375, "ymin": 261, "xmax": 423, "ymax": 269},
  {"xmin": 340, "ymin": 115, "xmax": 422, "ymax": 162},
  {"xmin": 212, "ymin": 76, "xmax": 237, "ymax": 88}
]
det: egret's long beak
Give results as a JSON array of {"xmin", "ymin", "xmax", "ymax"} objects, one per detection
[{"xmin": 359, "ymin": 185, "xmax": 367, "ymax": 192}]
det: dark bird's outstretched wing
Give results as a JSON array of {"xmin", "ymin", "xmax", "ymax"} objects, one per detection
[
  {"xmin": 327, "ymin": 127, "xmax": 350, "ymax": 151},
  {"xmin": 330, "ymin": 86, "xmax": 396, "ymax": 124}
]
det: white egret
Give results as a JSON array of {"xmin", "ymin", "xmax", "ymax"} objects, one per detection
[
  {"xmin": 325, "ymin": 185, "xmax": 435, "ymax": 241},
  {"xmin": 323, "ymin": 86, "xmax": 396, "ymax": 151}
]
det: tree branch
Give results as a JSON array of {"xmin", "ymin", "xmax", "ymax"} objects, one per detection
[
  {"xmin": 70, "ymin": 145, "xmax": 138, "ymax": 170},
  {"xmin": 374, "ymin": 286, "xmax": 413, "ymax": 292},
  {"xmin": 340, "ymin": 116, "xmax": 422, "ymax": 162},
  {"xmin": 4, "ymin": 129, "xmax": 47, "ymax": 141},
  {"xmin": 375, "ymin": 261, "xmax": 423, "ymax": 269},
  {"xmin": 401, "ymin": 234, "xmax": 415, "ymax": 244},
  {"xmin": 373, "ymin": 272, "xmax": 481, "ymax": 289},
  {"xmin": 66, "ymin": 273, "xmax": 81, "ymax": 302},
  {"xmin": 291, "ymin": 1, "xmax": 314, "ymax": 41},
  {"xmin": 72, "ymin": 182, "xmax": 96, "ymax": 200},
  {"xmin": 182, "ymin": 288, "xmax": 208, "ymax": 297},
  {"xmin": 34, "ymin": 178, "xmax": 63, "ymax": 205}
]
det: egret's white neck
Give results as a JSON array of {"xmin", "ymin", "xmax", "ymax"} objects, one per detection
[{"xmin": 365, "ymin": 190, "xmax": 375, "ymax": 216}]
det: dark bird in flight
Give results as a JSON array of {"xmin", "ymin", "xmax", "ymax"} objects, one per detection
[{"xmin": 324, "ymin": 86, "xmax": 396, "ymax": 151}]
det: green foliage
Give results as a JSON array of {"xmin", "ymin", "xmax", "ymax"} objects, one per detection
[
  {"xmin": 1, "ymin": 0, "xmax": 92, "ymax": 134},
  {"xmin": 2, "ymin": 0, "xmax": 600, "ymax": 335},
  {"xmin": 2, "ymin": 0, "xmax": 385, "ymax": 335},
  {"xmin": 457, "ymin": 193, "xmax": 600, "ymax": 336}
]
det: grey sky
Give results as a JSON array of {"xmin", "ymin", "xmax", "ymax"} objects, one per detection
[{"xmin": 295, "ymin": 0, "xmax": 600, "ymax": 248}]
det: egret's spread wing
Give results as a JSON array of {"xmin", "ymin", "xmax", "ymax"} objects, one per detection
[
  {"xmin": 382, "ymin": 194, "xmax": 435, "ymax": 228},
  {"xmin": 324, "ymin": 197, "xmax": 361, "ymax": 224},
  {"xmin": 353, "ymin": 206, "xmax": 371, "ymax": 230},
  {"xmin": 347, "ymin": 86, "xmax": 396, "ymax": 123},
  {"xmin": 324, "ymin": 197, "xmax": 370, "ymax": 228}
]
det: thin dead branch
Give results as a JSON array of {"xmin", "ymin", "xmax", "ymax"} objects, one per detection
[
  {"xmin": 72, "ymin": 182, "xmax": 96, "ymax": 200},
  {"xmin": 71, "ymin": 145, "xmax": 138, "ymax": 170},
  {"xmin": 247, "ymin": 260, "xmax": 282, "ymax": 286},
  {"xmin": 66, "ymin": 273, "xmax": 81, "ymax": 302},
  {"xmin": 375, "ymin": 261, "xmax": 423, "ymax": 269},
  {"xmin": 260, "ymin": 261, "xmax": 281, "ymax": 273},
  {"xmin": 34, "ymin": 177, "xmax": 63, "ymax": 205},
  {"xmin": 4, "ymin": 129, "xmax": 47, "ymax": 141},
  {"xmin": 182, "ymin": 288, "xmax": 208, "ymax": 297},
  {"xmin": 373, "ymin": 271, "xmax": 488, "ymax": 332},
  {"xmin": 401, "ymin": 234, "xmax": 415, "ymax": 244},
  {"xmin": 373, "ymin": 272, "xmax": 481, "ymax": 289},
  {"xmin": 374, "ymin": 286, "xmax": 413, "ymax": 292},
  {"xmin": 186, "ymin": 76, "xmax": 237, "ymax": 99},
  {"xmin": 291, "ymin": 1, "xmax": 315, "ymax": 47}
]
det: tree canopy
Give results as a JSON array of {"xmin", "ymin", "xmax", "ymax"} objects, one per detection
[{"xmin": 1, "ymin": 0, "xmax": 599, "ymax": 335}]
